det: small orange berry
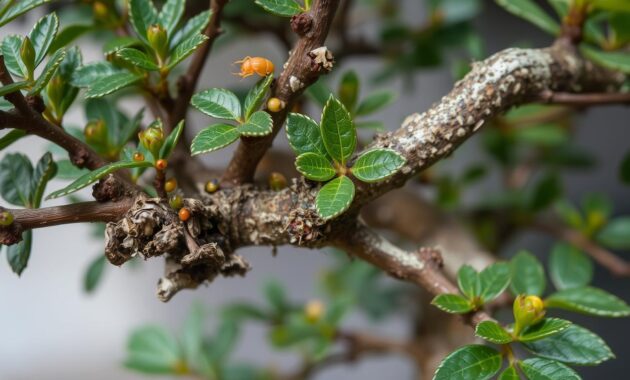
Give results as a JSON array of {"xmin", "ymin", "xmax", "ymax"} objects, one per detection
[
  {"xmin": 164, "ymin": 178, "xmax": 177, "ymax": 193},
  {"xmin": 155, "ymin": 159, "xmax": 168, "ymax": 170},
  {"xmin": 205, "ymin": 179, "xmax": 219, "ymax": 193},
  {"xmin": 133, "ymin": 152, "xmax": 145, "ymax": 162},
  {"xmin": 267, "ymin": 97, "xmax": 284, "ymax": 112},
  {"xmin": 178, "ymin": 207, "xmax": 191, "ymax": 221}
]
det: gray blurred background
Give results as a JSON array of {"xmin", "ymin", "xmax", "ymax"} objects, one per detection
[{"xmin": 1, "ymin": 1, "xmax": 629, "ymax": 379}]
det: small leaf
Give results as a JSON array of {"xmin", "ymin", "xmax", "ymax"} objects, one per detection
[
  {"xmin": 237, "ymin": 110, "xmax": 272, "ymax": 136},
  {"xmin": 47, "ymin": 160, "xmax": 152, "ymax": 199},
  {"xmin": 580, "ymin": 44, "xmax": 630, "ymax": 73},
  {"xmin": 29, "ymin": 13, "xmax": 59, "ymax": 65},
  {"xmin": 159, "ymin": 120, "xmax": 184, "ymax": 159},
  {"xmin": 549, "ymin": 243, "xmax": 593, "ymax": 290},
  {"xmin": 475, "ymin": 321, "xmax": 513, "ymax": 344},
  {"xmin": 125, "ymin": 325, "xmax": 182, "ymax": 374},
  {"xmin": 30, "ymin": 152, "xmax": 57, "ymax": 208},
  {"xmin": 286, "ymin": 113, "xmax": 327, "ymax": 157},
  {"xmin": 254, "ymin": 0, "xmax": 303, "ymax": 17},
  {"xmin": 351, "ymin": 148, "xmax": 405, "ymax": 183},
  {"xmin": 523, "ymin": 325, "xmax": 614, "ymax": 365},
  {"xmin": 128, "ymin": 0, "xmax": 159, "ymax": 43},
  {"xmin": 103, "ymin": 36, "xmax": 142, "ymax": 55},
  {"xmin": 0, "ymin": 153, "xmax": 33, "ymax": 207},
  {"xmin": 316, "ymin": 175, "xmax": 355, "ymax": 220},
  {"xmin": 520, "ymin": 318, "xmax": 572, "ymax": 342},
  {"xmin": 620, "ymin": 151, "xmax": 630, "ymax": 185},
  {"xmin": 190, "ymin": 124, "xmax": 240, "ymax": 155},
  {"xmin": 321, "ymin": 95, "xmax": 356, "ymax": 165},
  {"xmin": 338, "ymin": 70, "xmax": 359, "ymax": 112},
  {"xmin": 590, "ymin": 0, "xmax": 630, "ymax": 12},
  {"xmin": 264, "ymin": 280, "xmax": 290, "ymax": 313},
  {"xmin": 191, "ymin": 88, "xmax": 241, "ymax": 121},
  {"xmin": 457, "ymin": 265, "xmax": 481, "ymax": 300},
  {"xmin": 159, "ymin": 0, "xmax": 185, "ymax": 34},
  {"xmin": 431, "ymin": 294, "xmax": 473, "ymax": 314},
  {"xmin": 355, "ymin": 91, "xmax": 395, "ymax": 116},
  {"xmin": 7, "ymin": 230, "xmax": 32, "ymax": 276},
  {"xmin": 495, "ymin": 0, "xmax": 560, "ymax": 35},
  {"xmin": 0, "ymin": 0, "xmax": 50, "ymax": 27},
  {"xmin": 70, "ymin": 61, "xmax": 122, "ymax": 87},
  {"xmin": 519, "ymin": 358, "xmax": 581, "ymax": 380},
  {"xmin": 433, "ymin": 345, "xmax": 502, "ymax": 380},
  {"xmin": 498, "ymin": 365, "xmax": 520, "ymax": 380},
  {"xmin": 170, "ymin": 10, "xmax": 212, "ymax": 51},
  {"xmin": 84, "ymin": 255, "xmax": 106, "ymax": 293},
  {"xmin": 529, "ymin": 172, "xmax": 562, "ymax": 211},
  {"xmin": 167, "ymin": 33, "xmax": 208, "ymax": 69},
  {"xmin": 479, "ymin": 262, "xmax": 511, "ymax": 302},
  {"xmin": 510, "ymin": 250, "xmax": 545, "ymax": 296},
  {"xmin": 2, "ymin": 35, "xmax": 28, "ymax": 78},
  {"xmin": 85, "ymin": 72, "xmax": 143, "ymax": 98},
  {"xmin": 545, "ymin": 286, "xmax": 630, "ymax": 317},
  {"xmin": 181, "ymin": 303, "xmax": 204, "ymax": 364},
  {"xmin": 49, "ymin": 24, "xmax": 92, "ymax": 52},
  {"xmin": 116, "ymin": 48, "xmax": 159, "ymax": 71},
  {"xmin": 0, "ymin": 81, "xmax": 28, "ymax": 97},
  {"xmin": 596, "ymin": 217, "xmax": 630, "ymax": 250},
  {"xmin": 295, "ymin": 152, "xmax": 336, "ymax": 181},
  {"xmin": 0, "ymin": 129, "xmax": 27, "ymax": 150},
  {"xmin": 29, "ymin": 48, "xmax": 66, "ymax": 95},
  {"xmin": 243, "ymin": 75, "xmax": 274, "ymax": 121}
]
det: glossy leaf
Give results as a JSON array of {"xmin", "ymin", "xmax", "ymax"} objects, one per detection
[
  {"xmin": 596, "ymin": 217, "xmax": 630, "ymax": 250},
  {"xmin": 479, "ymin": 262, "xmax": 511, "ymax": 302},
  {"xmin": 170, "ymin": 10, "xmax": 212, "ymax": 51},
  {"xmin": 116, "ymin": 48, "xmax": 159, "ymax": 71},
  {"xmin": 431, "ymin": 294, "xmax": 473, "ymax": 314},
  {"xmin": 286, "ymin": 113, "xmax": 327, "ymax": 157},
  {"xmin": 0, "ymin": 81, "xmax": 28, "ymax": 97},
  {"xmin": 321, "ymin": 95, "xmax": 356, "ymax": 165},
  {"xmin": 243, "ymin": 75, "xmax": 274, "ymax": 121},
  {"xmin": 191, "ymin": 88, "xmax": 241, "ymax": 121},
  {"xmin": 30, "ymin": 152, "xmax": 57, "ymax": 207},
  {"xmin": 159, "ymin": 0, "xmax": 185, "ymax": 34},
  {"xmin": 0, "ymin": 153, "xmax": 33, "ymax": 206},
  {"xmin": 520, "ymin": 318, "xmax": 572, "ymax": 342},
  {"xmin": 523, "ymin": 325, "xmax": 614, "ymax": 365},
  {"xmin": 190, "ymin": 124, "xmax": 240, "ymax": 155},
  {"xmin": 70, "ymin": 62, "xmax": 121, "ymax": 87},
  {"xmin": 545, "ymin": 286, "xmax": 630, "ymax": 317},
  {"xmin": 498, "ymin": 365, "xmax": 520, "ymax": 380},
  {"xmin": 128, "ymin": 0, "xmax": 159, "ymax": 43},
  {"xmin": 159, "ymin": 120, "xmax": 184, "ymax": 159},
  {"xmin": 295, "ymin": 152, "xmax": 336, "ymax": 181},
  {"xmin": 475, "ymin": 321, "xmax": 513, "ymax": 344},
  {"xmin": 433, "ymin": 345, "xmax": 502, "ymax": 380},
  {"xmin": 581, "ymin": 44, "xmax": 630, "ymax": 73},
  {"xmin": 84, "ymin": 255, "xmax": 106, "ymax": 293},
  {"xmin": 510, "ymin": 250, "xmax": 545, "ymax": 296},
  {"xmin": 29, "ymin": 48, "xmax": 65, "ymax": 95},
  {"xmin": 338, "ymin": 70, "xmax": 359, "ymax": 112},
  {"xmin": 2, "ymin": 35, "xmax": 28, "ymax": 78},
  {"xmin": 237, "ymin": 110, "xmax": 272, "ymax": 136},
  {"xmin": 167, "ymin": 33, "xmax": 208, "ymax": 69},
  {"xmin": 519, "ymin": 358, "xmax": 581, "ymax": 380},
  {"xmin": 351, "ymin": 148, "xmax": 405, "ymax": 183},
  {"xmin": 0, "ymin": 0, "xmax": 50, "ymax": 27},
  {"xmin": 254, "ymin": 0, "xmax": 302, "ymax": 17},
  {"xmin": 316, "ymin": 175, "xmax": 355, "ymax": 220},
  {"xmin": 495, "ymin": 0, "xmax": 560, "ymax": 35},
  {"xmin": 7, "ymin": 230, "xmax": 32, "ymax": 276},
  {"xmin": 457, "ymin": 265, "xmax": 481, "ymax": 300},
  {"xmin": 356, "ymin": 91, "xmax": 395, "ymax": 116},
  {"xmin": 125, "ymin": 325, "xmax": 182, "ymax": 374},
  {"xmin": 29, "ymin": 13, "xmax": 58, "ymax": 65},
  {"xmin": 549, "ymin": 243, "xmax": 593, "ymax": 290},
  {"xmin": 85, "ymin": 72, "xmax": 143, "ymax": 98}
]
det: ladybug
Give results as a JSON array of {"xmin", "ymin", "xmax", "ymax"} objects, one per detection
[{"xmin": 234, "ymin": 56, "xmax": 274, "ymax": 78}]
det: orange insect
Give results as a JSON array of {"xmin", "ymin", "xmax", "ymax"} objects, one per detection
[{"xmin": 234, "ymin": 56, "xmax": 274, "ymax": 78}]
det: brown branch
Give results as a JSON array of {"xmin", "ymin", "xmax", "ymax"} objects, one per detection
[{"xmin": 536, "ymin": 89, "xmax": 630, "ymax": 106}]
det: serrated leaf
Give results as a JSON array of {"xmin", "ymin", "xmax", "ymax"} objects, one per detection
[
  {"xmin": 351, "ymin": 148, "xmax": 404, "ymax": 183},
  {"xmin": 167, "ymin": 33, "xmax": 208, "ymax": 69},
  {"xmin": 433, "ymin": 345, "xmax": 502, "ymax": 380},
  {"xmin": 549, "ymin": 243, "xmax": 593, "ymax": 290},
  {"xmin": 2, "ymin": 35, "xmax": 28, "ymax": 78},
  {"xmin": 479, "ymin": 262, "xmax": 511, "ymax": 302},
  {"xmin": 85, "ymin": 72, "xmax": 143, "ymax": 98},
  {"xmin": 29, "ymin": 13, "xmax": 58, "ymax": 65},
  {"xmin": 159, "ymin": 0, "xmax": 185, "ymax": 34},
  {"xmin": 286, "ymin": 113, "xmax": 327, "ymax": 157},
  {"xmin": 356, "ymin": 91, "xmax": 395, "ymax": 116},
  {"xmin": 498, "ymin": 365, "xmax": 520, "ymax": 380},
  {"xmin": 596, "ymin": 217, "xmax": 630, "ymax": 250},
  {"xmin": 545, "ymin": 286, "xmax": 630, "ymax": 317},
  {"xmin": 495, "ymin": 0, "xmax": 560, "ymax": 35},
  {"xmin": 191, "ymin": 88, "xmax": 241, "ymax": 121},
  {"xmin": 523, "ymin": 325, "xmax": 614, "ymax": 365},
  {"xmin": 47, "ymin": 160, "xmax": 152, "ymax": 199},
  {"xmin": 30, "ymin": 152, "xmax": 56, "ymax": 207},
  {"xmin": 0, "ymin": 130, "xmax": 26, "ymax": 150},
  {"xmin": 237, "ymin": 110, "xmax": 272, "ymax": 136},
  {"xmin": 243, "ymin": 75, "xmax": 273, "ymax": 121},
  {"xmin": 125, "ymin": 325, "xmax": 182, "ymax": 374},
  {"xmin": 519, "ymin": 358, "xmax": 581, "ymax": 380},
  {"xmin": 70, "ymin": 61, "xmax": 122, "ymax": 87},
  {"xmin": 0, "ymin": 153, "xmax": 33, "ymax": 206},
  {"xmin": 316, "ymin": 175, "xmax": 355, "ymax": 220},
  {"xmin": 159, "ymin": 120, "xmax": 184, "ymax": 159},
  {"xmin": 457, "ymin": 265, "xmax": 481, "ymax": 300},
  {"xmin": 190, "ymin": 123, "xmax": 240, "ymax": 155},
  {"xmin": 254, "ymin": 0, "xmax": 303, "ymax": 17},
  {"xmin": 129, "ymin": 0, "xmax": 159, "ymax": 43},
  {"xmin": 338, "ymin": 70, "xmax": 359, "ymax": 112},
  {"xmin": 431, "ymin": 294, "xmax": 473, "ymax": 314},
  {"xmin": 170, "ymin": 10, "xmax": 211, "ymax": 51},
  {"xmin": 84, "ymin": 255, "xmax": 106, "ymax": 293},
  {"xmin": 510, "ymin": 250, "xmax": 545, "ymax": 296},
  {"xmin": 7, "ymin": 230, "xmax": 32, "ymax": 276},
  {"xmin": 580, "ymin": 44, "xmax": 630, "ymax": 73},
  {"xmin": 475, "ymin": 321, "xmax": 513, "ymax": 344},
  {"xmin": 29, "ymin": 48, "xmax": 65, "ymax": 95},
  {"xmin": 295, "ymin": 152, "xmax": 336, "ymax": 181},
  {"xmin": 116, "ymin": 48, "xmax": 159, "ymax": 71},
  {"xmin": 321, "ymin": 96, "xmax": 356, "ymax": 165},
  {"xmin": 520, "ymin": 318, "xmax": 572, "ymax": 342},
  {"xmin": 0, "ymin": 0, "xmax": 50, "ymax": 27},
  {"xmin": 0, "ymin": 81, "xmax": 28, "ymax": 97}
]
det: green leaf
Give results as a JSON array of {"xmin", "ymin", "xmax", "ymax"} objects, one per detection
[
  {"xmin": 0, "ymin": 129, "xmax": 27, "ymax": 150},
  {"xmin": 128, "ymin": 0, "xmax": 159, "ymax": 43},
  {"xmin": 170, "ymin": 10, "xmax": 212, "ymax": 51},
  {"xmin": 519, "ymin": 358, "xmax": 581, "ymax": 380},
  {"xmin": 190, "ymin": 124, "xmax": 240, "ymax": 155},
  {"xmin": 103, "ymin": 36, "xmax": 142, "ymax": 55},
  {"xmin": 237, "ymin": 110, "xmax": 273, "ymax": 136},
  {"xmin": 596, "ymin": 217, "xmax": 630, "ymax": 250},
  {"xmin": 264, "ymin": 280, "xmax": 290, "ymax": 313},
  {"xmin": 495, "ymin": 0, "xmax": 560, "ymax": 35},
  {"xmin": 457, "ymin": 265, "xmax": 481, "ymax": 300},
  {"xmin": 84, "ymin": 255, "xmax": 106, "ymax": 293},
  {"xmin": 30, "ymin": 152, "xmax": 57, "ymax": 208},
  {"xmin": 338, "ymin": 70, "xmax": 359, "ymax": 112},
  {"xmin": 351, "ymin": 148, "xmax": 405, "ymax": 183},
  {"xmin": 0, "ymin": 0, "xmax": 50, "ymax": 27},
  {"xmin": 295, "ymin": 152, "xmax": 336, "ymax": 181},
  {"xmin": 498, "ymin": 365, "xmax": 520, "ymax": 380},
  {"xmin": 116, "ymin": 48, "xmax": 159, "ymax": 71},
  {"xmin": 520, "ymin": 318, "xmax": 572, "ymax": 342},
  {"xmin": 321, "ymin": 95, "xmax": 356, "ymax": 165},
  {"xmin": 0, "ymin": 153, "xmax": 33, "ymax": 206},
  {"xmin": 47, "ymin": 160, "xmax": 152, "ymax": 199},
  {"xmin": 159, "ymin": 0, "xmax": 185, "ymax": 34},
  {"xmin": 545, "ymin": 286, "xmax": 630, "ymax": 317},
  {"xmin": 513, "ymin": 124, "xmax": 568, "ymax": 147},
  {"xmin": 620, "ymin": 151, "xmax": 630, "ymax": 184},
  {"xmin": 49, "ymin": 24, "xmax": 92, "ymax": 52},
  {"xmin": 591, "ymin": 0, "xmax": 630, "ymax": 12},
  {"xmin": 125, "ymin": 325, "xmax": 182, "ymax": 374},
  {"xmin": 181, "ymin": 303, "xmax": 204, "ymax": 364},
  {"xmin": 7, "ymin": 230, "xmax": 32, "ymax": 276},
  {"xmin": 549, "ymin": 243, "xmax": 593, "ymax": 290},
  {"xmin": 254, "ymin": 0, "xmax": 303, "ymax": 17},
  {"xmin": 70, "ymin": 62, "xmax": 121, "ymax": 87},
  {"xmin": 29, "ymin": 13, "xmax": 58, "ymax": 66},
  {"xmin": 316, "ymin": 175, "xmax": 355, "ymax": 220},
  {"xmin": 510, "ymin": 250, "xmax": 545, "ymax": 296},
  {"xmin": 29, "ymin": 48, "xmax": 65, "ymax": 95},
  {"xmin": 243, "ymin": 75, "xmax": 274, "ymax": 121},
  {"xmin": 475, "ymin": 321, "xmax": 513, "ymax": 344},
  {"xmin": 159, "ymin": 120, "xmax": 184, "ymax": 159},
  {"xmin": 433, "ymin": 345, "xmax": 502, "ymax": 380},
  {"xmin": 0, "ymin": 81, "xmax": 28, "ymax": 97},
  {"xmin": 479, "ymin": 262, "xmax": 511, "ymax": 302},
  {"xmin": 2, "ymin": 35, "xmax": 28, "ymax": 78},
  {"xmin": 530, "ymin": 172, "xmax": 562, "ymax": 211},
  {"xmin": 523, "ymin": 325, "xmax": 614, "ymax": 365},
  {"xmin": 355, "ymin": 91, "xmax": 395, "ymax": 116},
  {"xmin": 85, "ymin": 72, "xmax": 143, "ymax": 98},
  {"xmin": 580, "ymin": 44, "xmax": 630, "ymax": 74},
  {"xmin": 431, "ymin": 294, "xmax": 473, "ymax": 314},
  {"xmin": 191, "ymin": 88, "xmax": 241, "ymax": 121},
  {"xmin": 167, "ymin": 33, "xmax": 208, "ymax": 69},
  {"xmin": 286, "ymin": 113, "xmax": 327, "ymax": 157}
]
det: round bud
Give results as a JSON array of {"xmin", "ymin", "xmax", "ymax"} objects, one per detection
[
  {"xmin": 133, "ymin": 152, "xmax": 145, "ymax": 162},
  {"xmin": 164, "ymin": 178, "xmax": 177, "ymax": 193},
  {"xmin": 267, "ymin": 97, "xmax": 285, "ymax": 112},
  {"xmin": 205, "ymin": 179, "xmax": 219, "ymax": 194},
  {"xmin": 169, "ymin": 194, "xmax": 183, "ymax": 209},
  {"xmin": 20, "ymin": 37, "xmax": 36, "ymax": 78},
  {"xmin": 138, "ymin": 123, "xmax": 165, "ymax": 159},
  {"xmin": 84, "ymin": 120, "xmax": 107, "ymax": 144},
  {"xmin": 0, "ymin": 211, "xmax": 14, "ymax": 226},
  {"xmin": 178, "ymin": 207, "xmax": 191, "ymax": 221},
  {"xmin": 304, "ymin": 300, "xmax": 324, "ymax": 323},
  {"xmin": 147, "ymin": 24, "xmax": 168, "ymax": 60},
  {"xmin": 513, "ymin": 295, "xmax": 545, "ymax": 335},
  {"xmin": 268, "ymin": 172, "xmax": 287, "ymax": 191},
  {"xmin": 155, "ymin": 159, "xmax": 168, "ymax": 171}
]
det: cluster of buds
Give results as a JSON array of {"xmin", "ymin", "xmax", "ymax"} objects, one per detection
[
  {"xmin": 513, "ymin": 295, "xmax": 545, "ymax": 336},
  {"xmin": 19, "ymin": 37, "xmax": 35, "ymax": 80}
]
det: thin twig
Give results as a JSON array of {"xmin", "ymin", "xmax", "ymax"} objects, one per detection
[{"xmin": 536, "ymin": 90, "xmax": 630, "ymax": 106}]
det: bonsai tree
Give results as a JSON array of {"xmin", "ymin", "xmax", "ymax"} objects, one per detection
[{"xmin": 2, "ymin": 0, "xmax": 630, "ymax": 378}]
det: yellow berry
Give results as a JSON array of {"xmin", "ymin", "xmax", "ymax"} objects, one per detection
[
  {"xmin": 304, "ymin": 300, "xmax": 324, "ymax": 323},
  {"xmin": 133, "ymin": 152, "xmax": 145, "ymax": 162},
  {"xmin": 205, "ymin": 179, "xmax": 219, "ymax": 193},
  {"xmin": 164, "ymin": 178, "xmax": 177, "ymax": 193},
  {"xmin": 0, "ymin": 211, "xmax": 14, "ymax": 226},
  {"xmin": 267, "ymin": 97, "xmax": 284, "ymax": 112},
  {"xmin": 268, "ymin": 172, "xmax": 287, "ymax": 191},
  {"xmin": 178, "ymin": 207, "xmax": 191, "ymax": 221}
]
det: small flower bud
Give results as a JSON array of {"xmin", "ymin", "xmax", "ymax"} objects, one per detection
[
  {"xmin": 133, "ymin": 152, "xmax": 145, "ymax": 162},
  {"xmin": 169, "ymin": 194, "xmax": 183, "ymax": 209},
  {"xmin": 513, "ymin": 295, "xmax": 545, "ymax": 335},
  {"xmin": 304, "ymin": 300, "xmax": 324, "ymax": 323},
  {"xmin": 147, "ymin": 24, "xmax": 168, "ymax": 61},
  {"xmin": 268, "ymin": 172, "xmax": 287, "ymax": 191},
  {"xmin": 267, "ymin": 97, "xmax": 285, "ymax": 112},
  {"xmin": 205, "ymin": 179, "xmax": 219, "ymax": 194},
  {"xmin": 138, "ymin": 123, "xmax": 164, "ymax": 159},
  {"xmin": 84, "ymin": 120, "xmax": 107, "ymax": 145},
  {"xmin": 20, "ymin": 37, "xmax": 36, "ymax": 78},
  {"xmin": 0, "ymin": 211, "xmax": 14, "ymax": 226},
  {"xmin": 46, "ymin": 75, "xmax": 65, "ymax": 109}
]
